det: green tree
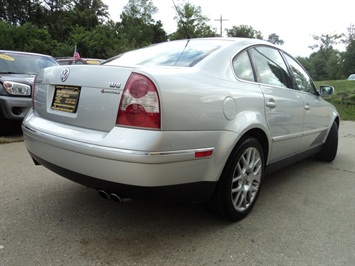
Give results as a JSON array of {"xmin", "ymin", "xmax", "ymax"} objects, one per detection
[
  {"xmin": 118, "ymin": 0, "xmax": 167, "ymax": 48},
  {"xmin": 0, "ymin": 21, "xmax": 16, "ymax": 49},
  {"xmin": 326, "ymin": 52, "xmax": 342, "ymax": 80},
  {"xmin": 341, "ymin": 24, "xmax": 355, "ymax": 77},
  {"xmin": 0, "ymin": 21, "xmax": 58, "ymax": 54},
  {"xmin": 226, "ymin": 25, "xmax": 263, "ymax": 39},
  {"xmin": 341, "ymin": 40, "xmax": 355, "ymax": 77},
  {"xmin": 0, "ymin": 0, "xmax": 40, "ymax": 25},
  {"xmin": 309, "ymin": 33, "xmax": 342, "ymax": 54},
  {"xmin": 267, "ymin": 33, "xmax": 284, "ymax": 45},
  {"xmin": 296, "ymin": 56, "xmax": 316, "ymax": 78},
  {"xmin": 86, "ymin": 22, "xmax": 126, "ymax": 58},
  {"xmin": 309, "ymin": 52, "xmax": 328, "ymax": 81},
  {"xmin": 43, "ymin": 0, "xmax": 108, "ymax": 42},
  {"xmin": 306, "ymin": 33, "xmax": 343, "ymax": 80},
  {"xmin": 342, "ymin": 23, "xmax": 355, "ymax": 44},
  {"xmin": 122, "ymin": 0, "xmax": 157, "ymax": 24},
  {"xmin": 169, "ymin": 1, "xmax": 217, "ymax": 40},
  {"xmin": 59, "ymin": 22, "xmax": 127, "ymax": 59},
  {"xmin": 0, "ymin": 0, "xmax": 109, "ymax": 42},
  {"xmin": 72, "ymin": 0, "xmax": 109, "ymax": 30}
]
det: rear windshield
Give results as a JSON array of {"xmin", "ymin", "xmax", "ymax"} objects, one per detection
[
  {"xmin": 104, "ymin": 40, "xmax": 229, "ymax": 67},
  {"xmin": 0, "ymin": 52, "xmax": 58, "ymax": 75}
]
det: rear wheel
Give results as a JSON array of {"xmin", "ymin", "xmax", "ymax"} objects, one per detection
[
  {"xmin": 208, "ymin": 137, "xmax": 264, "ymax": 222},
  {"xmin": 314, "ymin": 121, "xmax": 338, "ymax": 162}
]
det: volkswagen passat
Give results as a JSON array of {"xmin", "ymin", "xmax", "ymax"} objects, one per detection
[{"xmin": 22, "ymin": 38, "xmax": 339, "ymax": 221}]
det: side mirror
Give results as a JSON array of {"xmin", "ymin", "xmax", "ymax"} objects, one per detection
[{"xmin": 319, "ymin": 85, "xmax": 335, "ymax": 96}]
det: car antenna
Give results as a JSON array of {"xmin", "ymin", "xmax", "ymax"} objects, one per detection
[{"xmin": 172, "ymin": 0, "xmax": 191, "ymax": 39}]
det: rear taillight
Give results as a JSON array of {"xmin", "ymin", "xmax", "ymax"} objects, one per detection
[{"xmin": 116, "ymin": 73, "xmax": 160, "ymax": 129}]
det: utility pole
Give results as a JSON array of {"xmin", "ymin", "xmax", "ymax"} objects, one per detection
[{"xmin": 214, "ymin": 15, "xmax": 228, "ymax": 37}]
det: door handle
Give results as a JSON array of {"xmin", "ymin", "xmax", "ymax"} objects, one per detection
[
  {"xmin": 266, "ymin": 99, "xmax": 276, "ymax": 108},
  {"xmin": 304, "ymin": 103, "xmax": 311, "ymax": 110}
]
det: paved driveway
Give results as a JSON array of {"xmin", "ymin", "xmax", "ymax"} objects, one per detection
[{"xmin": 0, "ymin": 121, "xmax": 354, "ymax": 265}]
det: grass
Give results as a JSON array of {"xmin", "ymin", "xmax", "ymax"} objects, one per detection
[{"xmin": 315, "ymin": 80, "xmax": 355, "ymax": 121}]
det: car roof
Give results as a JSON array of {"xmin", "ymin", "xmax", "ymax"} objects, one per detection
[{"xmin": 172, "ymin": 37, "xmax": 275, "ymax": 46}]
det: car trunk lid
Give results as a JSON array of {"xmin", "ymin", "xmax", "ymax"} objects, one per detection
[{"xmin": 34, "ymin": 65, "xmax": 132, "ymax": 132}]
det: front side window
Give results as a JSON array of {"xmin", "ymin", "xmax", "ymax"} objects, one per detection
[
  {"xmin": 232, "ymin": 50, "xmax": 255, "ymax": 82},
  {"xmin": 284, "ymin": 54, "xmax": 317, "ymax": 94},
  {"xmin": 249, "ymin": 46, "xmax": 293, "ymax": 88}
]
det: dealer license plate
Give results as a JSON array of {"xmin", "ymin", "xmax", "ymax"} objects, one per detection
[{"xmin": 52, "ymin": 85, "xmax": 81, "ymax": 113}]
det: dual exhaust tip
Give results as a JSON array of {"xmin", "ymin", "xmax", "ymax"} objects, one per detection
[{"xmin": 98, "ymin": 190, "xmax": 123, "ymax": 203}]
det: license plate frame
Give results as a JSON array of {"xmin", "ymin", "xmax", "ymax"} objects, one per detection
[{"xmin": 51, "ymin": 85, "xmax": 81, "ymax": 113}]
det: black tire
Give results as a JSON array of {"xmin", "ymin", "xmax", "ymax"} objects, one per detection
[
  {"xmin": 314, "ymin": 121, "xmax": 338, "ymax": 162},
  {"xmin": 208, "ymin": 137, "xmax": 264, "ymax": 222}
]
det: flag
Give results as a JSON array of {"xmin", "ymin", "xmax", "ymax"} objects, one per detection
[{"xmin": 72, "ymin": 46, "xmax": 80, "ymax": 63}]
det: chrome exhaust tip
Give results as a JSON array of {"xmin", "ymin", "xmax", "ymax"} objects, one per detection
[
  {"xmin": 109, "ymin": 193, "xmax": 122, "ymax": 203},
  {"xmin": 98, "ymin": 190, "xmax": 110, "ymax": 200}
]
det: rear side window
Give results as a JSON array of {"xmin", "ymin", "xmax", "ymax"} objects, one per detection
[
  {"xmin": 249, "ymin": 46, "xmax": 293, "ymax": 88},
  {"xmin": 232, "ymin": 50, "xmax": 255, "ymax": 82}
]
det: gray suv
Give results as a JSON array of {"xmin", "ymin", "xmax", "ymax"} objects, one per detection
[{"xmin": 0, "ymin": 50, "xmax": 58, "ymax": 129}]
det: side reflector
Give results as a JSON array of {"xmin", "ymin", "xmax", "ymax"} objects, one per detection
[{"xmin": 195, "ymin": 149, "xmax": 214, "ymax": 158}]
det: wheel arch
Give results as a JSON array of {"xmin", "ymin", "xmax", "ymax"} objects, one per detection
[
  {"xmin": 237, "ymin": 128, "xmax": 269, "ymax": 165},
  {"xmin": 208, "ymin": 127, "xmax": 268, "ymax": 221},
  {"xmin": 334, "ymin": 116, "xmax": 340, "ymax": 130}
]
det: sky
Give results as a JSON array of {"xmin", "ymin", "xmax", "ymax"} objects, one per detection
[{"xmin": 101, "ymin": 0, "xmax": 355, "ymax": 57}]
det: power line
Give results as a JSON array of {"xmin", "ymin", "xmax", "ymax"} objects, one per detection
[{"xmin": 214, "ymin": 15, "xmax": 228, "ymax": 37}]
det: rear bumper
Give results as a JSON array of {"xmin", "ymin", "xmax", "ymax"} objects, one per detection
[
  {"xmin": 22, "ymin": 122, "xmax": 220, "ymax": 202},
  {"xmin": 28, "ymin": 150, "xmax": 216, "ymax": 202},
  {"xmin": 21, "ymin": 108, "xmax": 241, "ymax": 202}
]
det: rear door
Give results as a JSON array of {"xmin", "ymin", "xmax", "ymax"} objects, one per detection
[
  {"xmin": 248, "ymin": 46, "xmax": 304, "ymax": 163},
  {"xmin": 283, "ymin": 53, "xmax": 332, "ymax": 151}
]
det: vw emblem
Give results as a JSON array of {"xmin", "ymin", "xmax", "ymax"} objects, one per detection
[{"xmin": 60, "ymin": 68, "xmax": 70, "ymax": 82}]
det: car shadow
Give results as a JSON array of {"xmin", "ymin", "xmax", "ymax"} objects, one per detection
[{"xmin": 0, "ymin": 120, "xmax": 23, "ymax": 137}]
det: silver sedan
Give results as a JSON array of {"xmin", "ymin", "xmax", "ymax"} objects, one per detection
[{"xmin": 22, "ymin": 38, "xmax": 339, "ymax": 221}]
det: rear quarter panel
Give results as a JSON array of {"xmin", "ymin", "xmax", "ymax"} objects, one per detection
[
  {"xmin": 136, "ymin": 66, "xmax": 270, "ymax": 169},
  {"xmin": 137, "ymin": 67, "xmax": 267, "ymax": 133}
]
